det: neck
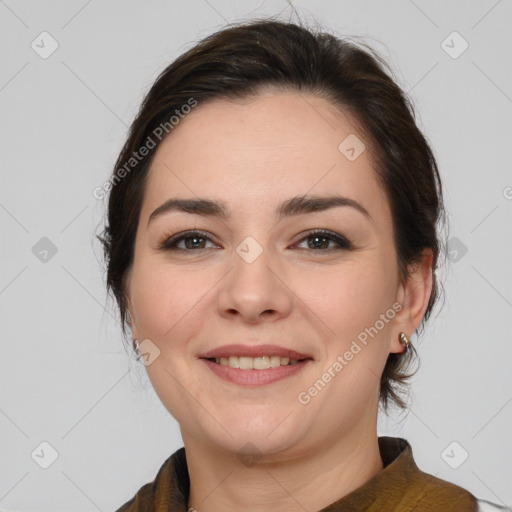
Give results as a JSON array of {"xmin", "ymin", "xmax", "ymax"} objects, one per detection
[{"xmin": 184, "ymin": 423, "xmax": 383, "ymax": 512}]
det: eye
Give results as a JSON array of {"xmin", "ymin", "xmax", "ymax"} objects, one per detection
[
  {"xmin": 294, "ymin": 230, "xmax": 353, "ymax": 251},
  {"xmin": 158, "ymin": 230, "xmax": 219, "ymax": 251},
  {"xmin": 158, "ymin": 229, "xmax": 353, "ymax": 252}
]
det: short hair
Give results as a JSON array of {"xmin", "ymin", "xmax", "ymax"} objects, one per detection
[{"xmin": 97, "ymin": 18, "xmax": 446, "ymax": 412}]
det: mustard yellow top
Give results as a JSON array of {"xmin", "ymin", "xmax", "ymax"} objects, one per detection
[{"xmin": 115, "ymin": 436, "xmax": 481, "ymax": 511}]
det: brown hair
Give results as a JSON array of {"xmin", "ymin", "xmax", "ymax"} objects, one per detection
[{"xmin": 97, "ymin": 17, "xmax": 446, "ymax": 412}]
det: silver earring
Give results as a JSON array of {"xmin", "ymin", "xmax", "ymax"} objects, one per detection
[{"xmin": 399, "ymin": 332, "xmax": 411, "ymax": 351}]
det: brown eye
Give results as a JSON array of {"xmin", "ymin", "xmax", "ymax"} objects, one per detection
[
  {"xmin": 158, "ymin": 231, "xmax": 219, "ymax": 251},
  {"xmin": 295, "ymin": 230, "xmax": 353, "ymax": 251}
]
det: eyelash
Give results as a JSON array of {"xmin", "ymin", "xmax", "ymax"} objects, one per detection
[{"xmin": 157, "ymin": 229, "xmax": 353, "ymax": 252}]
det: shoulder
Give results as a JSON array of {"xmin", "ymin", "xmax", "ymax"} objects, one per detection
[
  {"xmin": 409, "ymin": 457, "xmax": 510, "ymax": 511},
  {"xmin": 114, "ymin": 447, "xmax": 189, "ymax": 512},
  {"xmin": 378, "ymin": 437, "xmax": 510, "ymax": 511},
  {"xmin": 402, "ymin": 469, "xmax": 510, "ymax": 511},
  {"xmin": 409, "ymin": 469, "xmax": 478, "ymax": 511}
]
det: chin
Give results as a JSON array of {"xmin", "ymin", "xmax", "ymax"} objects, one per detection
[{"xmin": 189, "ymin": 413, "xmax": 311, "ymax": 462}]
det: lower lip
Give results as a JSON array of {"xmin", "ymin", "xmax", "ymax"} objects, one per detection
[{"xmin": 201, "ymin": 359, "xmax": 312, "ymax": 386}]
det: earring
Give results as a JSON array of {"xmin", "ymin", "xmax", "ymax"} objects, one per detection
[
  {"xmin": 133, "ymin": 339, "xmax": 140, "ymax": 356},
  {"xmin": 399, "ymin": 332, "xmax": 411, "ymax": 351}
]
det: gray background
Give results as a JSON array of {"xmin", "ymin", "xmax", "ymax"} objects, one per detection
[{"xmin": 1, "ymin": 1, "xmax": 511, "ymax": 510}]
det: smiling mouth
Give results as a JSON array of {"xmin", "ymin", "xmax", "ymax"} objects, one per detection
[{"xmin": 205, "ymin": 355, "xmax": 311, "ymax": 370}]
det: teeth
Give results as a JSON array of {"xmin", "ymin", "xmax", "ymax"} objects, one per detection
[
  {"xmin": 270, "ymin": 355, "xmax": 281, "ymax": 368},
  {"xmin": 214, "ymin": 355, "xmax": 300, "ymax": 369}
]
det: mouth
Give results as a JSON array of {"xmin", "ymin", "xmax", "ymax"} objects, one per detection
[
  {"xmin": 199, "ymin": 344, "xmax": 313, "ymax": 362},
  {"xmin": 198, "ymin": 344, "xmax": 314, "ymax": 386},
  {"xmin": 204, "ymin": 355, "xmax": 311, "ymax": 369}
]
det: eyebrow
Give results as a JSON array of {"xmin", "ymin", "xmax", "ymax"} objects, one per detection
[{"xmin": 147, "ymin": 194, "xmax": 372, "ymax": 226}]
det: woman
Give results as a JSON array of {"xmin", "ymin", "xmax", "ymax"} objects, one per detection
[{"xmin": 98, "ymin": 18, "xmax": 509, "ymax": 512}]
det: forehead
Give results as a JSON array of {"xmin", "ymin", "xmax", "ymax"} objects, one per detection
[{"xmin": 142, "ymin": 91, "xmax": 388, "ymax": 220}]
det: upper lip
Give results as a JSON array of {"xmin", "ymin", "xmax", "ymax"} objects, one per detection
[{"xmin": 199, "ymin": 344, "xmax": 313, "ymax": 360}]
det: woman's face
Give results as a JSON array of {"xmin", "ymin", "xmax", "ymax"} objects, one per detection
[{"xmin": 126, "ymin": 91, "xmax": 417, "ymax": 459}]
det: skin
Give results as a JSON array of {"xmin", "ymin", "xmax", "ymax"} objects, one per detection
[{"xmin": 126, "ymin": 90, "xmax": 433, "ymax": 511}]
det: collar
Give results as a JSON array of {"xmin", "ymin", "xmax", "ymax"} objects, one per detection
[{"xmin": 117, "ymin": 436, "xmax": 478, "ymax": 511}]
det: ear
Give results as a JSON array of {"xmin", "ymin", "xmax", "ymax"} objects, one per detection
[
  {"xmin": 123, "ymin": 267, "xmax": 141, "ymax": 344},
  {"xmin": 390, "ymin": 248, "xmax": 434, "ymax": 354},
  {"xmin": 124, "ymin": 293, "xmax": 140, "ymax": 342}
]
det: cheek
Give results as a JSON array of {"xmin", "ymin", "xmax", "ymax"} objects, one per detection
[
  {"xmin": 299, "ymin": 261, "xmax": 393, "ymax": 333},
  {"xmin": 129, "ymin": 260, "xmax": 205, "ymax": 341},
  {"xmin": 296, "ymin": 257, "xmax": 397, "ymax": 393}
]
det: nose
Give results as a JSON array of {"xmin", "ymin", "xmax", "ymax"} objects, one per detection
[{"xmin": 216, "ymin": 240, "xmax": 294, "ymax": 324}]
